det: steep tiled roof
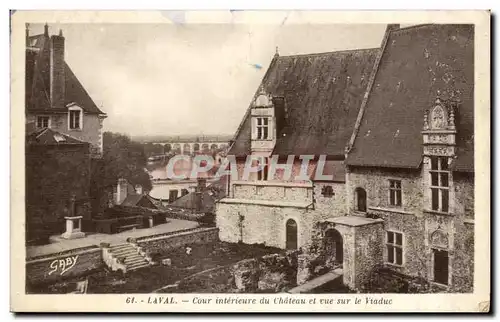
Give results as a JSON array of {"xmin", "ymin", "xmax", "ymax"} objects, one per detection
[
  {"xmin": 346, "ymin": 24, "xmax": 474, "ymax": 172},
  {"xmin": 169, "ymin": 177, "xmax": 227, "ymax": 213},
  {"xmin": 229, "ymin": 48, "xmax": 380, "ymax": 157},
  {"xmin": 25, "ymin": 34, "xmax": 105, "ymax": 115}
]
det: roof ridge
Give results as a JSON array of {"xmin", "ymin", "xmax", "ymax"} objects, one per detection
[
  {"xmin": 280, "ymin": 47, "xmax": 380, "ymax": 59},
  {"xmin": 390, "ymin": 24, "xmax": 436, "ymax": 34}
]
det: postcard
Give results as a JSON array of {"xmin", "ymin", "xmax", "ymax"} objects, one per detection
[{"xmin": 10, "ymin": 10, "xmax": 490, "ymax": 313}]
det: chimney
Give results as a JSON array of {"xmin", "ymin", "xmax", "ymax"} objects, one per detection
[
  {"xmin": 50, "ymin": 29, "xmax": 65, "ymax": 109},
  {"xmin": 197, "ymin": 178, "xmax": 207, "ymax": 192},
  {"xmin": 272, "ymin": 96, "xmax": 286, "ymax": 137},
  {"xmin": 44, "ymin": 23, "xmax": 49, "ymax": 36},
  {"xmin": 25, "ymin": 23, "xmax": 29, "ymax": 47},
  {"xmin": 115, "ymin": 178, "xmax": 128, "ymax": 205},
  {"xmin": 386, "ymin": 24, "xmax": 400, "ymax": 32}
]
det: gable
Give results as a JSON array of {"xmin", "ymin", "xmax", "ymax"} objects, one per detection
[
  {"xmin": 229, "ymin": 48, "xmax": 379, "ymax": 158},
  {"xmin": 25, "ymin": 34, "xmax": 104, "ymax": 115}
]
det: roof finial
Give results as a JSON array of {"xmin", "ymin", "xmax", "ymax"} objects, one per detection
[
  {"xmin": 44, "ymin": 23, "xmax": 49, "ymax": 36},
  {"xmin": 275, "ymin": 46, "xmax": 279, "ymax": 57},
  {"xmin": 59, "ymin": 29, "xmax": 63, "ymax": 37}
]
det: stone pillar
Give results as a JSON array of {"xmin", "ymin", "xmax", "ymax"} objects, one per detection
[
  {"xmin": 61, "ymin": 196, "xmax": 86, "ymax": 239},
  {"xmin": 148, "ymin": 216, "xmax": 154, "ymax": 228}
]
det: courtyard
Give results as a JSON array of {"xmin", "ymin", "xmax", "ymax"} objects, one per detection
[
  {"xmin": 27, "ymin": 241, "xmax": 283, "ymax": 294},
  {"xmin": 26, "ymin": 218, "xmax": 200, "ymax": 258}
]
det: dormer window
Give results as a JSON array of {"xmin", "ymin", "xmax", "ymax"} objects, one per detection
[
  {"xmin": 256, "ymin": 117, "xmax": 269, "ymax": 140},
  {"xmin": 68, "ymin": 105, "xmax": 83, "ymax": 130},
  {"xmin": 422, "ymin": 95, "xmax": 457, "ymax": 214}
]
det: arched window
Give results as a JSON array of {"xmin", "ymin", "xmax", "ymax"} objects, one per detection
[
  {"xmin": 355, "ymin": 187, "xmax": 367, "ymax": 212},
  {"xmin": 285, "ymin": 219, "xmax": 298, "ymax": 250}
]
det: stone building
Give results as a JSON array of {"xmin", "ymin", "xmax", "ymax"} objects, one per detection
[
  {"xmin": 345, "ymin": 24, "xmax": 474, "ymax": 292},
  {"xmin": 25, "ymin": 126, "xmax": 92, "ymax": 243},
  {"xmin": 216, "ymin": 24, "xmax": 474, "ymax": 292},
  {"xmin": 25, "ymin": 24, "xmax": 108, "ymax": 242},
  {"xmin": 25, "ymin": 24, "xmax": 107, "ymax": 158}
]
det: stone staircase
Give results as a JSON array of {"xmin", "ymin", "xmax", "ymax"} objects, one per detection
[{"xmin": 106, "ymin": 243, "xmax": 151, "ymax": 272}]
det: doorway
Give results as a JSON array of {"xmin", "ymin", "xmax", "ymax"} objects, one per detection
[
  {"xmin": 433, "ymin": 249, "xmax": 449, "ymax": 285},
  {"xmin": 324, "ymin": 229, "xmax": 343, "ymax": 266}
]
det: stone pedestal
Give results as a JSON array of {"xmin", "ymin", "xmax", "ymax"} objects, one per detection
[{"xmin": 61, "ymin": 216, "xmax": 86, "ymax": 239}]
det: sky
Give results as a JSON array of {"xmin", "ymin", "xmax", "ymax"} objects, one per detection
[{"xmin": 29, "ymin": 21, "xmax": 387, "ymax": 138}]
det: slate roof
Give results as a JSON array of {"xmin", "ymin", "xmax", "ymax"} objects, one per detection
[
  {"xmin": 169, "ymin": 177, "xmax": 227, "ymax": 213},
  {"xmin": 25, "ymin": 34, "xmax": 105, "ymax": 115},
  {"xmin": 346, "ymin": 24, "xmax": 474, "ymax": 172},
  {"xmin": 121, "ymin": 194, "xmax": 158, "ymax": 208},
  {"xmin": 229, "ymin": 48, "xmax": 380, "ymax": 157},
  {"xmin": 26, "ymin": 128, "xmax": 88, "ymax": 146}
]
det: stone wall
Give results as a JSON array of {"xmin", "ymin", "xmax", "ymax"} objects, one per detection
[
  {"xmin": 136, "ymin": 227, "xmax": 219, "ymax": 254},
  {"xmin": 347, "ymin": 166, "xmax": 424, "ymax": 215},
  {"xmin": 218, "ymin": 178, "xmax": 347, "ymax": 250},
  {"xmin": 26, "ymin": 246, "xmax": 103, "ymax": 286},
  {"xmin": 347, "ymin": 165, "xmax": 474, "ymax": 292},
  {"xmin": 216, "ymin": 202, "xmax": 313, "ymax": 249},
  {"xmin": 354, "ymin": 223, "xmax": 384, "ymax": 289},
  {"xmin": 314, "ymin": 182, "xmax": 347, "ymax": 217},
  {"xmin": 232, "ymin": 182, "xmax": 313, "ymax": 203}
]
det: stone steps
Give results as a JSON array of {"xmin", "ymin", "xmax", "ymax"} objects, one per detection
[{"xmin": 106, "ymin": 242, "xmax": 152, "ymax": 272}]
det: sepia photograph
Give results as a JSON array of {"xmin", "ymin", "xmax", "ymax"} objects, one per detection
[{"xmin": 10, "ymin": 10, "xmax": 490, "ymax": 312}]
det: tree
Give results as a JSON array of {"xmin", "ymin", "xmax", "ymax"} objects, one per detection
[{"xmin": 91, "ymin": 132, "xmax": 152, "ymax": 215}]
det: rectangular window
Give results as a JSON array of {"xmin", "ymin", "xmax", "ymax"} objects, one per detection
[
  {"xmin": 69, "ymin": 110, "xmax": 81, "ymax": 129},
  {"xmin": 430, "ymin": 156, "xmax": 450, "ymax": 212},
  {"xmin": 256, "ymin": 117, "xmax": 269, "ymax": 140},
  {"xmin": 433, "ymin": 249, "xmax": 449, "ymax": 285},
  {"xmin": 389, "ymin": 180, "xmax": 402, "ymax": 206},
  {"xmin": 36, "ymin": 116, "xmax": 50, "ymax": 128},
  {"xmin": 386, "ymin": 231, "xmax": 403, "ymax": 266}
]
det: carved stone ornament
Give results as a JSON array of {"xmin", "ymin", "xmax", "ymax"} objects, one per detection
[
  {"xmin": 430, "ymin": 229, "xmax": 449, "ymax": 249},
  {"xmin": 430, "ymin": 101, "xmax": 447, "ymax": 130},
  {"xmin": 253, "ymin": 86, "xmax": 273, "ymax": 108}
]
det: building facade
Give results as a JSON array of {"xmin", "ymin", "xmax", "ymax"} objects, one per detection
[
  {"xmin": 25, "ymin": 24, "xmax": 107, "ymax": 241},
  {"xmin": 216, "ymin": 24, "xmax": 474, "ymax": 292},
  {"xmin": 25, "ymin": 24, "xmax": 107, "ymax": 158}
]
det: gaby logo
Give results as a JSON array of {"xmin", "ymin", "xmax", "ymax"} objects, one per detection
[
  {"xmin": 48, "ymin": 255, "xmax": 79, "ymax": 276},
  {"xmin": 165, "ymin": 154, "xmax": 335, "ymax": 182}
]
